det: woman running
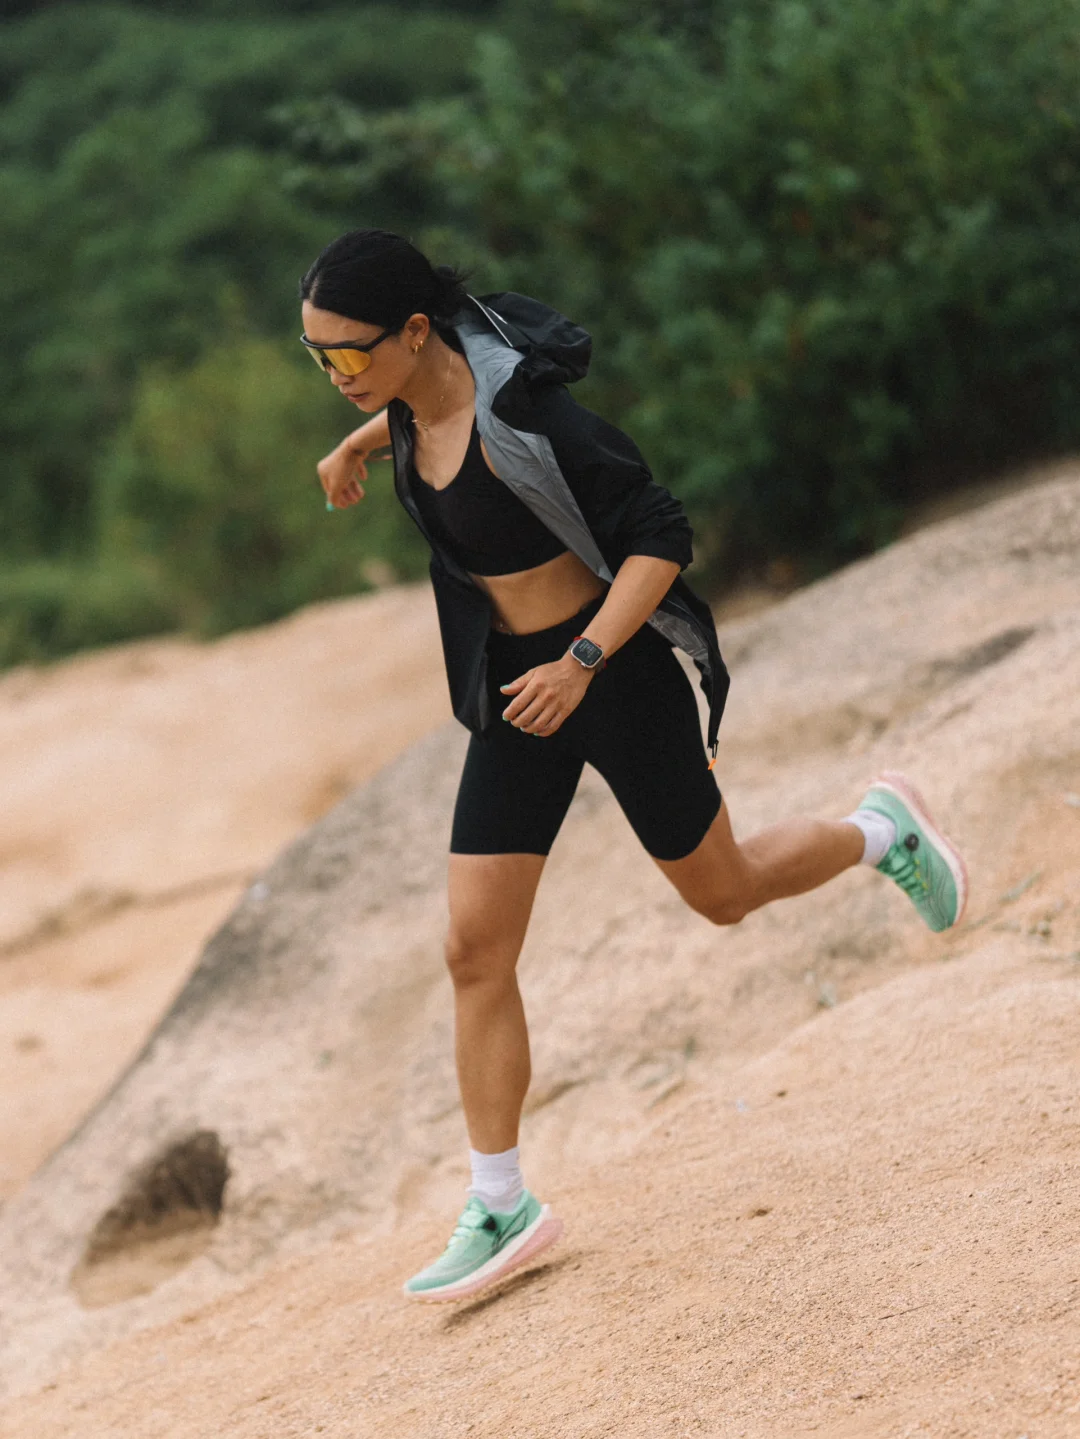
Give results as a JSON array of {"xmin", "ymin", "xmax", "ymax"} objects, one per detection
[{"xmin": 300, "ymin": 229, "xmax": 968, "ymax": 1303}]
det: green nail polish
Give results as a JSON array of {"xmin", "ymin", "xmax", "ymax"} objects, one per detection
[{"xmin": 325, "ymin": 499, "xmax": 335, "ymax": 511}]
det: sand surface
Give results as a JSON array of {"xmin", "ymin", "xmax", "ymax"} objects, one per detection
[{"xmin": 2, "ymin": 473, "xmax": 1079, "ymax": 1437}]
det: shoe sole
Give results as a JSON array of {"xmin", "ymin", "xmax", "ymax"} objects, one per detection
[
  {"xmin": 872, "ymin": 770, "xmax": 969, "ymax": 928},
  {"xmin": 403, "ymin": 1205, "xmax": 564, "ymax": 1304}
]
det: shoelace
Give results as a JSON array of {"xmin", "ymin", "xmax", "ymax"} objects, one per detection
[
  {"xmin": 446, "ymin": 1205, "xmax": 491, "ymax": 1250},
  {"xmin": 879, "ymin": 844, "xmax": 929, "ymax": 897}
]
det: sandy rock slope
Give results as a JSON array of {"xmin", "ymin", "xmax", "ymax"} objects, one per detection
[{"xmin": 1, "ymin": 474, "xmax": 1079, "ymax": 1438}]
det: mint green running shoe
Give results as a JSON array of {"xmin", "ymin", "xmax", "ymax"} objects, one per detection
[
  {"xmin": 859, "ymin": 771, "xmax": 969, "ymax": 932},
  {"xmin": 403, "ymin": 1191, "xmax": 564, "ymax": 1304}
]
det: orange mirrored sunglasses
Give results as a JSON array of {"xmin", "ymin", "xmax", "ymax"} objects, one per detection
[{"xmin": 300, "ymin": 326, "xmax": 397, "ymax": 376}]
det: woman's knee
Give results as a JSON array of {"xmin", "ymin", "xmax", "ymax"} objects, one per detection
[
  {"xmin": 654, "ymin": 804, "xmax": 756, "ymax": 927},
  {"xmin": 696, "ymin": 892, "xmax": 747, "ymax": 926},
  {"xmin": 686, "ymin": 886, "xmax": 751, "ymax": 927},
  {"xmin": 444, "ymin": 926, "xmax": 516, "ymax": 989}
]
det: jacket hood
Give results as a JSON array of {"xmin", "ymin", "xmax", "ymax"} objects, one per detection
[{"xmin": 466, "ymin": 292, "xmax": 592, "ymax": 386}]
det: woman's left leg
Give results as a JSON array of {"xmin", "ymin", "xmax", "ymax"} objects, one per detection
[
  {"xmin": 589, "ymin": 629, "xmax": 964, "ymax": 931},
  {"xmin": 581, "ymin": 625, "xmax": 864, "ymax": 925},
  {"xmin": 652, "ymin": 799, "xmax": 863, "ymax": 925}
]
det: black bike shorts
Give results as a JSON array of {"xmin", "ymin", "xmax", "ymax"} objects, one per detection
[{"xmin": 450, "ymin": 599, "xmax": 721, "ymax": 862}]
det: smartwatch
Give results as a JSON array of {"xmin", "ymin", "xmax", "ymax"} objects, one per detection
[{"xmin": 568, "ymin": 635, "xmax": 605, "ymax": 671}]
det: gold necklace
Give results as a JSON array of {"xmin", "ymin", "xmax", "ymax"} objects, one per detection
[{"xmin": 412, "ymin": 347, "xmax": 455, "ymax": 431}]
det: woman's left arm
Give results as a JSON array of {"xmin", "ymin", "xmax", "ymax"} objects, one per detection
[
  {"xmin": 574, "ymin": 553, "xmax": 680, "ymax": 658},
  {"xmin": 498, "ymin": 383, "xmax": 691, "ymax": 736},
  {"xmin": 499, "ymin": 554, "xmax": 680, "ymax": 736}
]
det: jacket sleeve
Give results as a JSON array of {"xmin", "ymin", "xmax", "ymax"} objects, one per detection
[{"xmin": 516, "ymin": 384, "xmax": 694, "ymax": 572}]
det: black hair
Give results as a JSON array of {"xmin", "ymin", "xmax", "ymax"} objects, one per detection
[{"xmin": 299, "ymin": 229, "xmax": 470, "ymax": 341}]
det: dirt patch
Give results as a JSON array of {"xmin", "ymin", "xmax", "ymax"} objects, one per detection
[{"xmin": 72, "ymin": 1132, "xmax": 229, "ymax": 1309}]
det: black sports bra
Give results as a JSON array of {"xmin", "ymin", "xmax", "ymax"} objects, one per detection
[{"xmin": 408, "ymin": 420, "xmax": 567, "ymax": 576}]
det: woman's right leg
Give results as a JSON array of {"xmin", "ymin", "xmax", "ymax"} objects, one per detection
[
  {"xmin": 404, "ymin": 847, "xmax": 565, "ymax": 1301},
  {"xmin": 446, "ymin": 851, "xmax": 547, "ymax": 1154},
  {"xmin": 402, "ymin": 628, "xmax": 583, "ymax": 1300},
  {"xmin": 445, "ymin": 628, "xmax": 585, "ymax": 1153}
]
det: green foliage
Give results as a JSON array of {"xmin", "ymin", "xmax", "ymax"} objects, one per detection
[
  {"xmin": 0, "ymin": 338, "xmax": 427, "ymax": 664},
  {"xmin": 97, "ymin": 339, "xmax": 429, "ymax": 637},
  {"xmin": 0, "ymin": 558, "xmax": 176, "ymax": 666},
  {"xmin": 0, "ymin": 2, "xmax": 476, "ymax": 555},
  {"xmin": 5, "ymin": 0, "xmax": 1080, "ymax": 665},
  {"xmin": 0, "ymin": 1, "xmax": 475, "ymax": 663}
]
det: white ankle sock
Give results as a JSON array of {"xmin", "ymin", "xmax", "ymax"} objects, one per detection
[
  {"xmin": 468, "ymin": 1146, "xmax": 525, "ymax": 1214},
  {"xmin": 845, "ymin": 809, "xmax": 897, "ymax": 866}
]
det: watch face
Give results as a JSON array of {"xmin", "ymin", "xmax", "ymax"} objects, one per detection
[{"xmin": 570, "ymin": 637, "xmax": 604, "ymax": 669}]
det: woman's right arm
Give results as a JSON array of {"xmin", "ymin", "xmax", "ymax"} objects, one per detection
[{"xmin": 318, "ymin": 410, "xmax": 392, "ymax": 509}]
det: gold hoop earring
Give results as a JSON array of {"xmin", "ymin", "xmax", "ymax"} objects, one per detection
[{"xmin": 412, "ymin": 340, "xmax": 425, "ymax": 355}]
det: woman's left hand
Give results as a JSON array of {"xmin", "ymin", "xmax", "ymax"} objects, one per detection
[{"xmin": 500, "ymin": 656, "xmax": 594, "ymax": 737}]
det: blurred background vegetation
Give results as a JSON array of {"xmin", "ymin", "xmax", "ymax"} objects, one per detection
[{"xmin": 3, "ymin": 0, "xmax": 1080, "ymax": 664}]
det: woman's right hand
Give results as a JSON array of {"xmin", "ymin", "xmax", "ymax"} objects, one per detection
[{"xmin": 318, "ymin": 441, "xmax": 369, "ymax": 509}]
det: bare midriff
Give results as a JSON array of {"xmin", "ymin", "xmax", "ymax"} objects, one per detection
[{"xmin": 472, "ymin": 550, "xmax": 606, "ymax": 636}]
